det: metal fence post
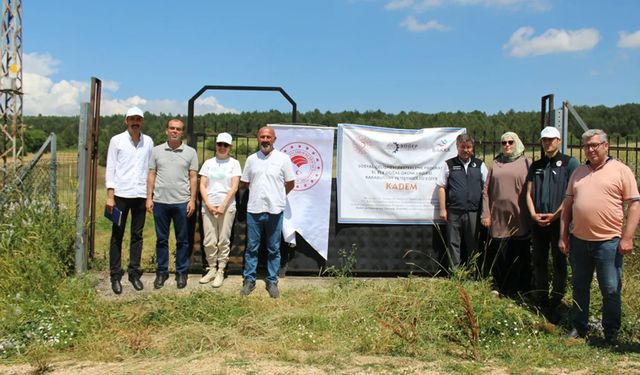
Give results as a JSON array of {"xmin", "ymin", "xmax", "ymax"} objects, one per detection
[
  {"xmin": 49, "ymin": 133, "xmax": 57, "ymax": 210},
  {"xmin": 75, "ymin": 103, "xmax": 89, "ymax": 274}
]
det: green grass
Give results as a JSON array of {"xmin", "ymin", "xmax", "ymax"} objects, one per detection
[{"xmin": 4, "ymin": 274, "xmax": 640, "ymax": 372}]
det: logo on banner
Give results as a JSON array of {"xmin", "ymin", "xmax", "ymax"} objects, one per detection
[
  {"xmin": 386, "ymin": 141, "xmax": 418, "ymax": 155},
  {"xmin": 352, "ymin": 135, "xmax": 371, "ymax": 154},
  {"xmin": 433, "ymin": 137, "xmax": 452, "ymax": 152},
  {"xmin": 281, "ymin": 142, "xmax": 323, "ymax": 191}
]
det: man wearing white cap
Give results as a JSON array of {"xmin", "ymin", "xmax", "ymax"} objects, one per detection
[
  {"xmin": 105, "ymin": 106, "xmax": 154, "ymax": 294},
  {"xmin": 525, "ymin": 126, "xmax": 579, "ymax": 322}
]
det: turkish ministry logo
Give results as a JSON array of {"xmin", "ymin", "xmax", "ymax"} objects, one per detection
[{"xmin": 281, "ymin": 142, "xmax": 323, "ymax": 191}]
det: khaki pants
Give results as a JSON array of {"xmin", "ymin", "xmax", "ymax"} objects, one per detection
[{"xmin": 201, "ymin": 205, "xmax": 237, "ymax": 271}]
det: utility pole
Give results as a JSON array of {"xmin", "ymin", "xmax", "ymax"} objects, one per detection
[{"xmin": 0, "ymin": 0, "xmax": 23, "ymax": 184}]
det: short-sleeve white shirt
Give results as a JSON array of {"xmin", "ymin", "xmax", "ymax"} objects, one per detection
[
  {"xmin": 199, "ymin": 156, "xmax": 242, "ymax": 207},
  {"xmin": 105, "ymin": 130, "xmax": 154, "ymax": 198},
  {"xmin": 241, "ymin": 149, "xmax": 295, "ymax": 214}
]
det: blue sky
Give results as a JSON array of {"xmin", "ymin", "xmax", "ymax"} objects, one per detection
[{"xmin": 22, "ymin": 0, "xmax": 640, "ymax": 116}]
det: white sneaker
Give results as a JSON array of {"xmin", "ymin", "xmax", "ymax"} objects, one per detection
[
  {"xmin": 199, "ymin": 269, "xmax": 216, "ymax": 284},
  {"xmin": 212, "ymin": 271, "xmax": 225, "ymax": 288}
]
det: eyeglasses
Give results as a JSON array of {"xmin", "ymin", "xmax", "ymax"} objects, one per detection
[
  {"xmin": 216, "ymin": 142, "xmax": 230, "ymax": 148},
  {"xmin": 583, "ymin": 142, "xmax": 605, "ymax": 151},
  {"xmin": 501, "ymin": 140, "xmax": 514, "ymax": 146}
]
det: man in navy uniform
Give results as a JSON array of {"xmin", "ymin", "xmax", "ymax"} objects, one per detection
[{"xmin": 526, "ymin": 126, "xmax": 579, "ymax": 322}]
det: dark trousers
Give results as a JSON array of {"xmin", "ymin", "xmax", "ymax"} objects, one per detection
[
  {"xmin": 532, "ymin": 221, "xmax": 567, "ymax": 308},
  {"xmin": 445, "ymin": 209, "xmax": 479, "ymax": 270},
  {"xmin": 109, "ymin": 196, "xmax": 146, "ymax": 280},
  {"xmin": 487, "ymin": 236, "xmax": 532, "ymax": 296}
]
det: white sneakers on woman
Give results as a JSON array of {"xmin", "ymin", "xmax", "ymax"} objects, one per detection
[
  {"xmin": 199, "ymin": 269, "xmax": 225, "ymax": 288},
  {"xmin": 212, "ymin": 271, "xmax": 224, "ymax": 288}
]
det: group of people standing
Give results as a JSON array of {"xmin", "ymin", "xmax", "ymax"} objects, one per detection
[
  {"xmin": 105, "ymin": 106, "xmax": 639, "ymax": 342},
  {"xmin": 438, "ymin": 127, "xmax": 639, "ymax": 344},
  {"xmin": 104, "ymin": 107, "xmax": 294, "ymax": 299}
]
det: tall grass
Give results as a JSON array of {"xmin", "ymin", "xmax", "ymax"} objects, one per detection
[{"xmin": 0, "ymin": 187, "xmax": 79, "ymax": 359}]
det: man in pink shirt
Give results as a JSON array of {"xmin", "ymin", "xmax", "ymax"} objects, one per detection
[{"xmin": 559, "ymin": 129, "xmax": 640, "ymax": 344}]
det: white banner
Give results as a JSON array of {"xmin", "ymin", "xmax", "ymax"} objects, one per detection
[
  {"xmin": 337, "ymin": 124, "xmax": 464, "ymax": 224},
  {"xmin": 271, "ymin": 124, "xmax": 335, "ymax": 260}
]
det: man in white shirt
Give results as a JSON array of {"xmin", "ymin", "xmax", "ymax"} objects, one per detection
[
  {"xmin": 105, "ymin": 106, "xmax": 153, "ymax": 294},
  {"xmin": 240, "ymin": 126, "xmax": 295, "ymax": 298}
]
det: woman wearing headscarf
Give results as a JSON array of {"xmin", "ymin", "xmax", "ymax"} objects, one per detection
[{"xmin": 481, "ymin": 131, "xmax": 532, "ymax": 298}]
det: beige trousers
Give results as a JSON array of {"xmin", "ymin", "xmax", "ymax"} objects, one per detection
[{"xmin": 201, "ymin": 205, "xmax": 237, "ymax": 271}]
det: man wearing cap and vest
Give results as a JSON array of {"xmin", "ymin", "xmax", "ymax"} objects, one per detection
[
  {"xmin": 436, "ymin": 133, "xmax": 488, "ymax": 273},
  {"xmin": 146, "ymin": 119, "xmax": 199, "ymax": 290},
  {"xmin": 105, "ymin": 106, "xmax": 154, "ymax": 294},
  {"xmin": 526, "ymin": 126, "xmax": 579, "ymax": 322}
]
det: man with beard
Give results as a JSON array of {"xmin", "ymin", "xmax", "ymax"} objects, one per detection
[
  {"xmin": 239, "ymin": 126, "xmax": 295, "ymax": 298},
  {"xmin": 560, "ymin": 129, "xmax": 640, "ymax": 344},
  {"xmin": 105, "ymin": 106, "xmax": 154, "ymax": 294},
  {"xmin": 146, "ymin": 119, "xmax": 198, "ymax": 289}
]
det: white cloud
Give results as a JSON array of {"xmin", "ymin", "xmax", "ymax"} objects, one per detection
[
  {"xmin": 23, "ymin": 52, "xmax": 60, "ymax": 76},
  {"xmin": 385, "ymin": 0, "xmax": 415, "ymax": 10},
  {"xmin": 400, "ymin": 16, "xmax": 450, "ymax": 32},
  {"xmin": 617, "ymin": 30, "xmax": 640, "ymax": 48},
  {"xmin": 22, "ymin": 52, "xmax": 238, "ymax": 116},
  {"xmin": 504, "ymin": 26, "xmax": 600, "ymax": 57}
]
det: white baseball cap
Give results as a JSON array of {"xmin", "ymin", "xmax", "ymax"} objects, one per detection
[
  {"xmin": 125, "ymin": 106, "xmax": 144, "ymax": 118},
  {"xmin": 540, "ymin": 126, "xmax": 560, "ymax": 139},
  {"xmin": 216, "ymin": 132, "xmax": 233, "ymax": 145}
]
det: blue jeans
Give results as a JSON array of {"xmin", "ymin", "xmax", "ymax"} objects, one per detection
[
  {"xmin": 570, "ymin": 235, "xmax": 623, "ymax": 338},
  {"xmin": 244, "ymin": 212, "xmax": 283, "ymax": 284},
  {"xmin": 153, "ymin": 202, "xmax": 190, "ymax": 275}
]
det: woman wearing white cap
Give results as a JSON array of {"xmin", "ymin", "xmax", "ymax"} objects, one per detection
[{"xmin": 198, "ymin": 132, "xmax": 242, "ymax": 287}]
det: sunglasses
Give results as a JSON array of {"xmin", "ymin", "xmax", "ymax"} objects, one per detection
[
  {"xmin": 501, "ymin": 140, "xmax": 514, "ymax": 146},
  {"xmin": 216, "ymin": 142, "xmax": 230, "ymax": 148}
]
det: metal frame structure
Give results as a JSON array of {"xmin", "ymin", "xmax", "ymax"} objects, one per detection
[
  {"xmin": 541, "ymin": 94, "xmax": 590, "ymax": 153},
  {"xmin": 0, "ymin": 0, "xmax": 23, "ymax": 182},
  {"xmin": 186, "ymin": 85, "xmax": 297, "ymax": 148}
]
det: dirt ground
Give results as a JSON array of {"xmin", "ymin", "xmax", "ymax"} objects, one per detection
[
  {"xmin": 94, "ymin": 272, "xmax": 335, "ymax": 300},
  {"xmin": 0, "ymin": 354, "xmax": 447, "ymax": 375}
]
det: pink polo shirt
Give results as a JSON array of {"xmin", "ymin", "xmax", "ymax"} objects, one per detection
[{"xmin": 567, "ymin": 158, "xmax": 639, "ymax": 241}]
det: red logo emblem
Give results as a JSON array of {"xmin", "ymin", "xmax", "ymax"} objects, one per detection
[{"xmin": 281, "ymin": 142, "xmax": 323, "ymax": 191}]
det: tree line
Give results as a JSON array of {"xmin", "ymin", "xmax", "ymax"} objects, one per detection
[{"xmin": 22, "ymin": 103, "xmax": 640, "ymax": 159}]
